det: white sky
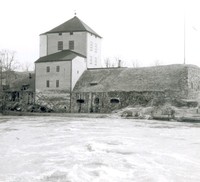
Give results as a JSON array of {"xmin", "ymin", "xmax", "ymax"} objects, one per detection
[{"xmin": 0, "ymin": 0, "xmax": 200, "ymax": 70}]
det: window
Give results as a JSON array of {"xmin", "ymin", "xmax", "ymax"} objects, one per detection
[
  {"xmin": 90, "ymin": 56, "xmax": 92, "ymax": 64},
  {"xmin": 69, "ymin": 41, "xmax": 74, "ymax": 50},
  {"xmin": 58, "ymin": 41, "xmax": 63, "ymax": 50},
  {"xmin": 95, "ymin": 57, "xmax": 97, "ymax": 65},
  {"xmin": 90, "ymin": 82, "xmax": 98, "ymax": 86},
  {"xmin": 46, "ymin": 80, "xmax": 50, "ymax": 88},
  {"xmin": 77, "ymin": 99, "xmax": 85, "ymax": 103},
  {"xmin": 46, "ymin": 66, "xmax": 50, "ymax": 72},
  {"xmin": 56, "ymin": 80, "xmax": 59, "ymax": 88},
  {"xmin": 90, "ymin": 41, "xmax": 93, "ymax": 51},
  {"xmin": 110, "ymin": 98, "xmax": 120, "ymax": 104},
  {"xmin": 59, "ymin": 32, "xmax": 62, "ymax": 36},
  {"xmin": 56, "ymin": 66, "xmax": 60, "ymax": 72},
  {"xmin": 95, "ymin": 43, "xmax": 97, "ymax": 53},
  {"xmin": 70, "ymin": 32, "xmax": 73, "ymax": 35}
]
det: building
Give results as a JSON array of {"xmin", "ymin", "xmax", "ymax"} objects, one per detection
[
  {"xmin": 39, "ymin": 16, "xmax": 102, "ymax": 68},
  {"xmin": 71, "ymin": 64, "xmax": 200, "ymax": 113},
  {"xmin": 35, "ymin": 16, "xmax": 102, "ymax": 111},
  {"xmin": 35, "ymin": 16, "xmax": 200, "ymax": 113}
]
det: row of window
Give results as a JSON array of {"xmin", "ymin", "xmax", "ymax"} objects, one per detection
[
  {"xmin": 59, "ymin": 32, "xmax": 73, "ymax": 36},
  {"xmin": 90, "ymin": 57, "xmax": 97, "ymax": 65},
  {"xmin": 58, "ymin": 41, "xmax": 74, "ymax": 51},
  {"xmin": 46, "ymin": 66, "xmax": 60, "ymax": 73},
  {"xmin": 46, "ymin": 80, "xmax": 59, "ymax": 88},
  {"xmin": 58, "ymin": 32, "xmax": 97, "ymax": 38},
  {"xmin": 76, "ymin": 98, "xmax": 120, "ymax": 104},
  {"xmin": 90, "ymin": 42, "xmax": 98, "ymax": 53},
  {"xmin": 58, "ymin": 40, "xmax": 98, "ymax": 53}
]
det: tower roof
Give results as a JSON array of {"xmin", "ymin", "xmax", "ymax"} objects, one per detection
[{"xmin": 41, "ymin": 16, "xmax": 102, "ymax": 38}]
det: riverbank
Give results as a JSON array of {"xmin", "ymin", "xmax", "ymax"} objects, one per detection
[
  {"xmin": 1, "ymin": 111, "xmax": 109, "ymax": 118},
  {"xmin": 2, "ymin": 107, "xmax": 200, "ymax": 122}
]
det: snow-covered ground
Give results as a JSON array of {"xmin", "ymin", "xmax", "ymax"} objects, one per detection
[{"xmin": 0, "ymin": 116, "xmax": 200, "ymax": 182}]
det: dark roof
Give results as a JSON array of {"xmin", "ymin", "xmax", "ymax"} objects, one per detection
[
  {"xmin": 35, "ymin": 50, "xmax": 86, "ymax": 63},
  {"xmin": 42, "ymin": 16, "xmax": 101, "ymax": 38},
  {"xmin": 73, "ymin": 64, "xmax": 198, "ymax": 92}
]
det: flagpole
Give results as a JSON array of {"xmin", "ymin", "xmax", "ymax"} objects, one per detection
[{"xmin": 184, "ymin": 11, "xmax": 186, "ymax": 64}]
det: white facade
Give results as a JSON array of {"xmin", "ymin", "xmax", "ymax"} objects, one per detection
[
  {"xmin": 86, "ymin": 32, "xmax": 102, "ymax": 68},
  {"xmin": 39, "ymin": 30, "xmax": 102, "ymax": 68},
  {"xmin": 35, "ymin": 56, "xmax": 86, "ymax": 93}
]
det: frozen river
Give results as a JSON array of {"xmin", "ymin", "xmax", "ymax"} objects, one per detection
[{"xmin": 0, "ymin": 116, "xmax": 200, "ymax": 182}]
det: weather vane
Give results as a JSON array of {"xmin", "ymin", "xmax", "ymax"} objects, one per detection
[{"xmin": 74, "ymin": 10, "xmax": 77, "ymax": 16}]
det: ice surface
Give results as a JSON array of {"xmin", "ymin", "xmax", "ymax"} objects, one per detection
[{"xmin": 0, "ymin": 116, "xmax": 200, "ymax": 182}]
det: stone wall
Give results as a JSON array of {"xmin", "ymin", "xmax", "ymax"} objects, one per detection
[
  {"xmin": 187, "ymin": 66, "xmax": 200, "ymax": 100},
  {"xmin": 35, "ymin": 90, "xmax": 71, "ymax": 112},
  {"xmin": 71, "ymin": 90, "xmax": 185, "ymax": 113}
]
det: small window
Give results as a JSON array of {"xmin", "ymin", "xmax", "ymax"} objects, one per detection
[
  {"xmin": 46, "ymin": 66, "xmax": 50, "ymax": 72},
  {"xmin": 56, "ymin": 66, "xmax": 60, "ymax": 72},
  {"xmin": 90, "ymin": 56, "xmax": 92, "ymax": 64},
  {"xmin": 56, "ymin": 80, "xmax": 59, "ymax": 88},
  {"xmin": 77, "ymin": 99, "xmax": 85, "ymax": 103},
  {"xmin": 46, "ymin": 80, "xmax": 50, "ymax": 88},
  {"xmin": 70, "ymin": 32, "xmax": 73, "ymax": 35},
  {"xmin": 59, "ymin": 32, "xmax": 62, "ymax": 36},
  {"xmin": 69, "ymin": 41, "xmax": 74, "ymax": 50},
  {"xmin": 95, "ymin": 43, "xmax": 97, "ymax": 53},
  {"xmin": 90, "ymin": 82, "xmax": 98, "ymax": 86},
  {"xmin": 58, "ymin": 41, "xmax": 63, "ymax": 50},
  {"xmin": 110, "ymin": 98, "xmax": 120, "ymax": 104},
  {"xmin": 95, "ymin": 57, "xmax": 97, "ymax": 66},
  {"xmin": 90, "ymin": 41, "xmax": 93, "ymax": 51}
]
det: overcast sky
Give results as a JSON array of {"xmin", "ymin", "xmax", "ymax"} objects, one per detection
[{"xmin": 1, "ymin": 0, "xmax": 200, "ymax": 70}]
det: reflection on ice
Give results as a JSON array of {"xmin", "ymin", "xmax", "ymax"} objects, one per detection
[{"xmin": 0, "ymin": 116, "xmax": 200, "ymax": 181}]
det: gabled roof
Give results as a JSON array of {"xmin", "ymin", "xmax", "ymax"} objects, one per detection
[
  {"xmin": 41, "ymin": 16, "xmax": 101, "ymax": 38},
  {"xmin": 73, "ymin": 64, "xmax": 197, "ymax": 92},
  {"xmin": 35, "ymin": 50, "xmax": 86, "ymax": 63}
]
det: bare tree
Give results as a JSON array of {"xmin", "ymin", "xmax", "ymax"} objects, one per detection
[
  {"xmin": 0, "ymin": 49, "xmax": 19, "ymax": 85},
  {"xmin": 104, "ymin": 57, "xmax": 111, "ymax": 68},
  {"xmin": 154, "ymin": 59, "xmax": 162, "ymax": 66},
  {"xmin": 21, "ymin": 61, "xmax": 34, "ymax": 72},
  {"xmin": 132, "ymin": 59, "xmax": 139, "ymax": 68}
]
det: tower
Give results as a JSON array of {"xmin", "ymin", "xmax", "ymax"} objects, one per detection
[
  {"xmin": 39, "ymin": 16, "xmax": 102, "ymax": 68},
  {"xmin": 35, "ymin": 16, "xmax": 102, "ymax": 112}
]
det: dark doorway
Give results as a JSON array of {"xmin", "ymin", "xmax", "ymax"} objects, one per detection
[
  {"xmin": 94, "ymin": 98, "xmax": 100, "ymax": 113},
  {"xmin": 77, "ymin": 99, "xmax": 85, "ymax": 113}
]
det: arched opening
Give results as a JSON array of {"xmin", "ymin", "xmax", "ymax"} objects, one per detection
[
  {"xmin": 110, "ymin": 98, "xmax": 120, "ymax": 104},
  {"xmin": 76, "ymin": 99, "xmax": 85, "ymax": 103}
]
